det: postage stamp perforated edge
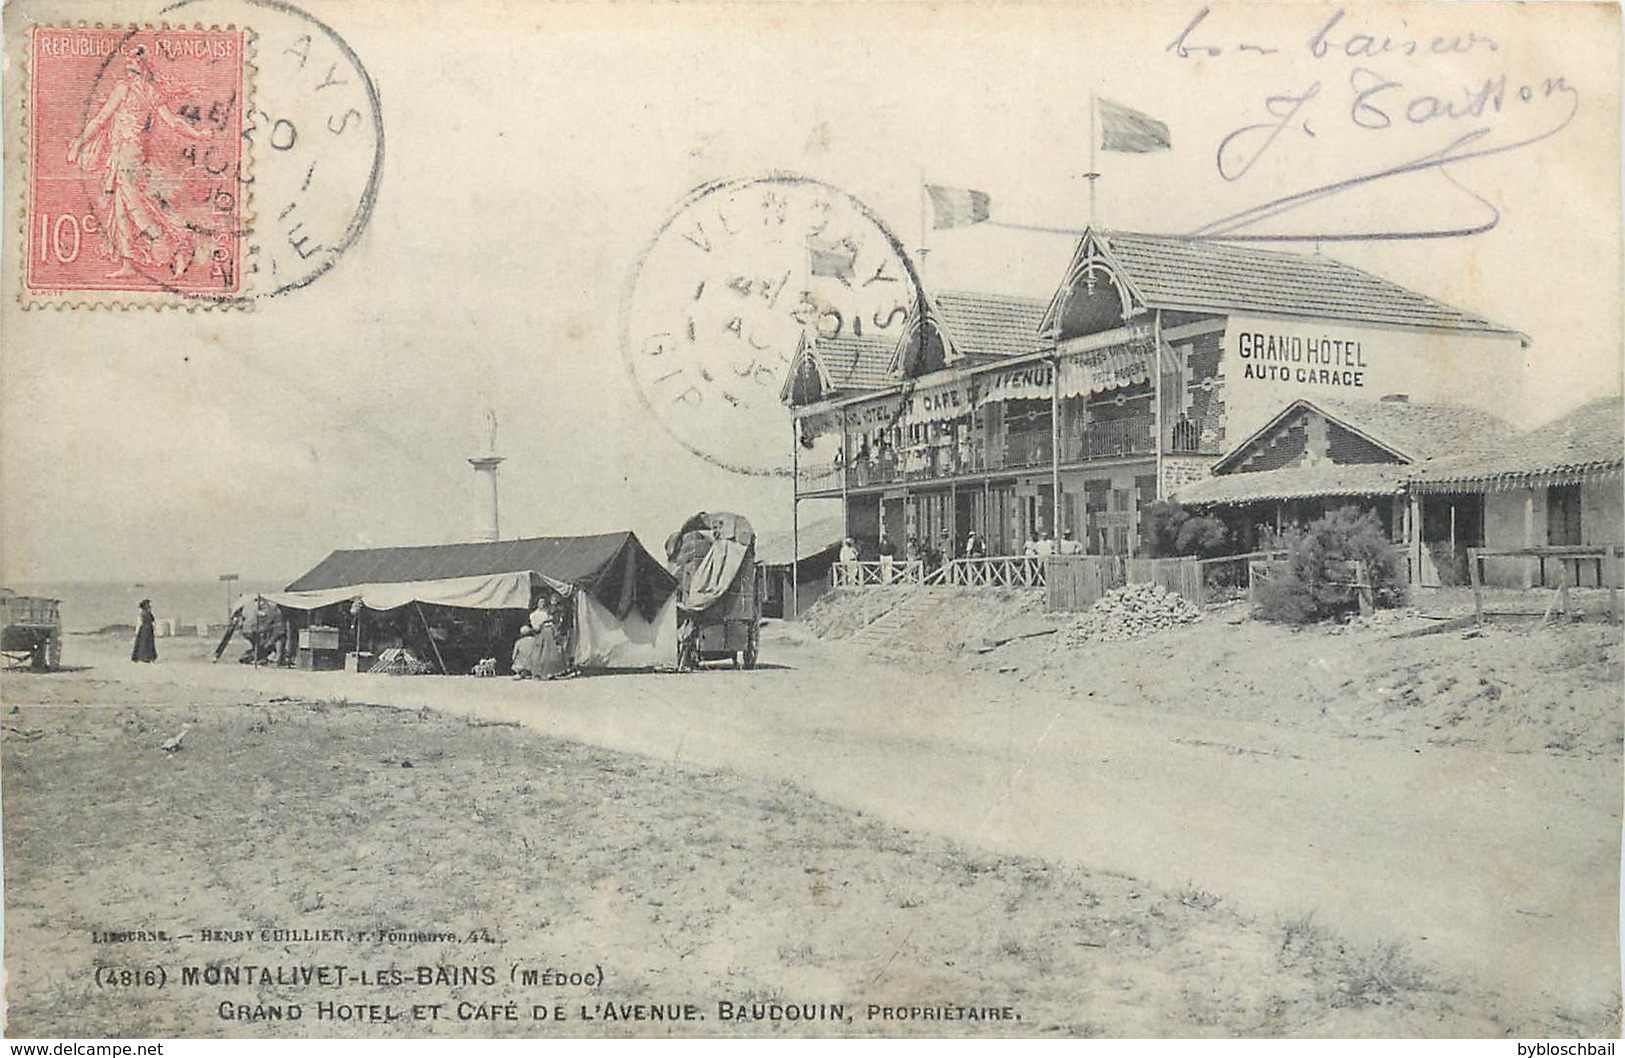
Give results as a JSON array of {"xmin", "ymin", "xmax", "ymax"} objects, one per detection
[{"xmin": 15, "ymin": 20, "xmax": 257, "ymax": 311}]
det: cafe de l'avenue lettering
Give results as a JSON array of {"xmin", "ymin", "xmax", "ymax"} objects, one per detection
[
  {"xmin": 904, "ymin": 380, "xmax": 973, "ymax": 423},
  {"xmin": 846, "ymin": 397, "xmax": 905, "ymax": 429},
  {"xmin": 979, "ymin": 363, "xmax": 1053, "ymax": 405},
  {"xmin": 1237, "ymin": 331, "xmax": 1368, "ymax": 388}
]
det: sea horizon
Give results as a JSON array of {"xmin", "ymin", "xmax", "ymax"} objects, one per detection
[{"xmin": 9, "ymin": 579, "xmax": 292, "ymax": 633}]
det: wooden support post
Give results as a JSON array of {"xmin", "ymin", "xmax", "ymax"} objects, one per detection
[
  {"xmin": 1467, "ymin": 548, "xmax": 1484, "ymax": 627},
  {"xmin": 1522, "ymin": 493, "xmax": 1536, "ymax": 589},
  {"xmin": 839, "ymin": 409, "xmax": 849, "ymax": 538},
  {"xmin": 791, "ymin": 418, "xmax": 800, "ymax": 621},
  {"xmin": 1609, "ymin": 546, "xmax": 1621, "ymax": 624},
  {"xmin": 1407, "ymin": 491, "xmax": 1423, "ymax": 589},
  {"xmin": 1050, "ymin": 351, "xmax": 1062, "ymax": 541},
  {"xmin": 1153, "ymin": 309, "xmax": 1165, "ymax": 501}
]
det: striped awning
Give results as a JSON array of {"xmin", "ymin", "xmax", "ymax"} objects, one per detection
[
  {"xmin": 1057, "ymin": 341, "xmax": 1153, "ymax": 398},
  {"xmin": 978, "ymin": 361, "xmax": 1054, "ymax": 406}
]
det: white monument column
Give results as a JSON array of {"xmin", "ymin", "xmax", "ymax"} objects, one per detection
[
  {"xmin": 469, "ymin": 454, "xmax": 504, "ymax": 542},
  {"xmin": 470, "ymin": 407, "xmax": 503, "ymax": 542}
]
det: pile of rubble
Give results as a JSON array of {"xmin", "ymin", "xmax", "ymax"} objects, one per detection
[{"xmin": 1063, "ymin": 583, "xmax": 1201, "ymax": 644}]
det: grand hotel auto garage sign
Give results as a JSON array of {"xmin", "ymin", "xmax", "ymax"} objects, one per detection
[{"xmin": 1233, "ymin": 328, "xmax": 1369, "ymax": 389}]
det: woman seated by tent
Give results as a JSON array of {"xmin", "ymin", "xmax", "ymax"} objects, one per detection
[{"xmin": 511, "ymin": 608, "xmax": 571, "ymax": 680}]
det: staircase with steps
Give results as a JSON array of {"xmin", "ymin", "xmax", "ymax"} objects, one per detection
[{"xmin": 843, "ymin": 587, "xmax": 1027, "ymax": 656}]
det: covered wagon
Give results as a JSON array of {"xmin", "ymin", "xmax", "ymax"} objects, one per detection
[{"xmin": 667, "ymin": 512, "xmax": 764, "ymax": 670}]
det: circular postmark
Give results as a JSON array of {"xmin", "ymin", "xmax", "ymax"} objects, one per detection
[
  {"xmin": 36, "ymin": 0, "xmax": 384, "ymax": 303},
  {"xmin": 620, "ymin": 174, "xmax": 924, "ymax": 478},
  {"xmin": 164, "ymin": 0, "xmax": 384, "ymax": 299}
]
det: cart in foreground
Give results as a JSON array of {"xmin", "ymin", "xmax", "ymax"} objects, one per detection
[{"xmin": 1, "ymin": 589, "xmax": 61, "ymax": 671}]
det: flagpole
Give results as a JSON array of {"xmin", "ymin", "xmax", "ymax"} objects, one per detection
[
  {"xmin": 918, "ymin": 169, "xmax": 930, "ymax": 280},
  {"xmin": 1087, "ymin": 91, "xmax": 1099, "ymax": 228}
]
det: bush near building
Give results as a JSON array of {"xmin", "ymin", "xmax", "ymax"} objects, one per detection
[
  {"xmin": 1255, "ymin": 506, "xmax": 1408, "ymax": 625},
  {"xmin": 1140, "ymin": 500, "xmax": 1229, "ymax": 559}
]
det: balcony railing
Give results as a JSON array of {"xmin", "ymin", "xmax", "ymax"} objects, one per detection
[
  {"xmin": 1073, "ymin": 416, "xmax": 1154, "ymax": 461},
  {"xmin": 1002, "ymin": 433, "xmax": 1053, "ymax": 469},
  {"xmin": 795, "ymin": 413, "xmax": 1212, "ymax": 494},
  {"xmin": 796, "ymin": 462, "xmax": 845, "ymax": 493}
]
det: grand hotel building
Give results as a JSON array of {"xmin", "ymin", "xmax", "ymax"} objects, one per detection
[{"xmin": 783, "ymin": 229, "xmax": 1529, "ymax": 562}]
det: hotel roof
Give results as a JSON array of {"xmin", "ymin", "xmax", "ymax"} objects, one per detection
[
  {"xmin": 1054, "ymin": 231, "xmax": 1525, "ymax": 339},
  {"xmin": 1411, "ymin": 397, "xmax": 1624, "ymax": 490},
  {"xmin": 934, "ymin": 290, "xmax": 1050, "ymax": 362}
]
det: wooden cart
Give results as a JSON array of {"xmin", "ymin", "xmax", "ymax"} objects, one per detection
[
  {"xmin": 670, "ymin": 512, "xmax": 763, "ymax": 671},
  {"xmin": 684, "ymin": 560, "xmax": 764, "ymax": 669},
  {"xmin": 1, "ymin": 590, "xmax": 62, "ymax": 671}
]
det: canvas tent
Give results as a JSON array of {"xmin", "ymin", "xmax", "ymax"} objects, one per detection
[{"xmin": 270, "ymin": 532, "xmax": 679, "ymax": 669}]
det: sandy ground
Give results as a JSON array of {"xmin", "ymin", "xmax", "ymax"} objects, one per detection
[{"xmin": 3, "ymin": 609, "xmax": 1621, "ymax": 1038}]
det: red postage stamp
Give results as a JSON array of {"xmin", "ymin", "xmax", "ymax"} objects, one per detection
[{"xmin": 25, "ymin": 26, "xmax": 247, "ymax": 303}]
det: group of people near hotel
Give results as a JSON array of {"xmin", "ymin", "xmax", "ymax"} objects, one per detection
[{"xmin": 1024, "ymin": 531, "xmax": 1085, "ymax": 557}]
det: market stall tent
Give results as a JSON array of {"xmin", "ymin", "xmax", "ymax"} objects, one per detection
[{"xmin": 269, "ymin": 532, "xmax": 679, "ymax": 669}]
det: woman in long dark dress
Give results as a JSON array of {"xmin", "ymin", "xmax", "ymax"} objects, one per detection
[{"xmin": 131, "ymin": 599, "xmax": 157, "ymax": 663}]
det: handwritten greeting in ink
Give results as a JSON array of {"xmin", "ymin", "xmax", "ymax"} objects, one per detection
[{"xmin": 1166, "ymin": 6, "xmax": 1580, "ymax": 241}]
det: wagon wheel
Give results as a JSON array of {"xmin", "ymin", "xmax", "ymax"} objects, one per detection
[
  {"xmin": 45, "ymin": 631, "xmax": 61, "ymax": 672},
  {"xmin": 742, "ymin": 622, "xmax": 759, "ymax": 670}
]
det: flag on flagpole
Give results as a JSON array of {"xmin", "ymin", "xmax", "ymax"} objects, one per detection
[
  {"xmin": 924, "ymin": 184, "xmax": 992, "ymax": 229},
  {"xmin": 1098, "ymin": 98, "xmax": 1171, "ymax": 153},
  {"xmin": 807, "ymin": 235, "xmax": 859, "ymax": 283}
]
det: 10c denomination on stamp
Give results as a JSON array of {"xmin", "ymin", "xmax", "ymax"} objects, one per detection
[{"xmin": 25, "ymin": 25, "xmax": 247, "ymax": 303}]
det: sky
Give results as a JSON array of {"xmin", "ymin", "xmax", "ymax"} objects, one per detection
[{"xmin": 2, "ymin": 0, "xmax": 1620, "ymax": 583}]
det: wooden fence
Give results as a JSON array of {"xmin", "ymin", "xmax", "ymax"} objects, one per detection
[
  {"xmin": 830, "ymin": 560, "xmax": 926, "ymax": 588},
  {"xmin": 1047, "ymin": 556, "xmax": 1125, "ymax": 611},
  {"xmin": 1047, "ymin": 555, "xmax": 1206, "ymax": 612},
  {"xmin": 1195, "ymin": 550, "xmax": 1290, "ymax": 606},
  {"xmin": 943, "ymin": 556, "xmax": 1046, "ymax": 588},
  {"xmin": 1467, "ymin": 545, "xmax": 1623, "ymax": 624},
  {"xmin": 1128, "ymin": 557, "xmax": 1203, "ymax": 602}
]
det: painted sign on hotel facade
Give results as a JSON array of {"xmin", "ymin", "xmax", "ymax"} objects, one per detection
[{"xmin": 1220, "ymin": 312, "xmax": 1528, "ymax": 443}]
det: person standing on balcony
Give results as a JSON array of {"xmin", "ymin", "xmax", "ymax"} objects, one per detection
[
  {"xmin": 1058, "ymin": 529, "xmax": 1084, "ymax": 555},
  {"xmin": 1024, "ymin": 532, "xmax": 1041, "ymax": 557},
  {"xmin": 965, "ymin": 530, "xmax": 987, "ymax": 559},
  {"xmin": 878, "ymin": 533, "xmax": 897, "ymax": 584}
]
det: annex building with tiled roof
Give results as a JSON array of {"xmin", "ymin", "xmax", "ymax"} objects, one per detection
[
  {"xmin": 785, "ymin": 226, "xmax": 1538, "ymax": 568},
  {"xmin": 1170, "ymin": 395, "xmax": 1622, "ymax": 588}
]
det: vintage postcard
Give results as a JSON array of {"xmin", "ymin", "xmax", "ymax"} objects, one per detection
[{"xmin": 1, "ymin": 0, "xmax": 1620, "ymax": 1045}]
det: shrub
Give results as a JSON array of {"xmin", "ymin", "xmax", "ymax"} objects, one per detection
[
  {"xmin": 1253, "ymin": 565, "xmax": 1320, "ymax": 624},
  {"xmin": 1254, "ymin": 506, "xmax": 1408, "ymax": 624},
  {"xmin": 1140, "ymin": 500, "xmax": 1229, "ymax": 559}
]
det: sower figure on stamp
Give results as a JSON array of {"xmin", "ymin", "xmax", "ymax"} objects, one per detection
[
  {"xmin": 131, "ymin": 599, "xmax": 157, "ymax": 663},
  {"xmin": 65, "ymin": 46, "xmax": 212, "ymax": 281}
]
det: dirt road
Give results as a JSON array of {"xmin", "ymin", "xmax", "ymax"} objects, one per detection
[{"xmin": 11, "ymin": 627, "xmax": 1620, "ymax": 1023}]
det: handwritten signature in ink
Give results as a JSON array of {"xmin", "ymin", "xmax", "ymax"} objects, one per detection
[{"xmin": 1165, "ymin": 7, "xmax": 1578, "ymax": 241}]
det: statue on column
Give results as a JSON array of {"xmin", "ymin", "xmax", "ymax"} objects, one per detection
[{"xmin": 476, "ymin": 404, "xmax": 500, "ymax": 457}]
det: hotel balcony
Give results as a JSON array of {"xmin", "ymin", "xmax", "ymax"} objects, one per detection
[{"xmin": 797, "ymin": 413, "xmax": 1215, "ymax": 496}]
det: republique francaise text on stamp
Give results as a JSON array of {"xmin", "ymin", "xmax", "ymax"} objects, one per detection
[{"xmin": 24, "ymin": 25, "xmax": 247, "ymax": 304}]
